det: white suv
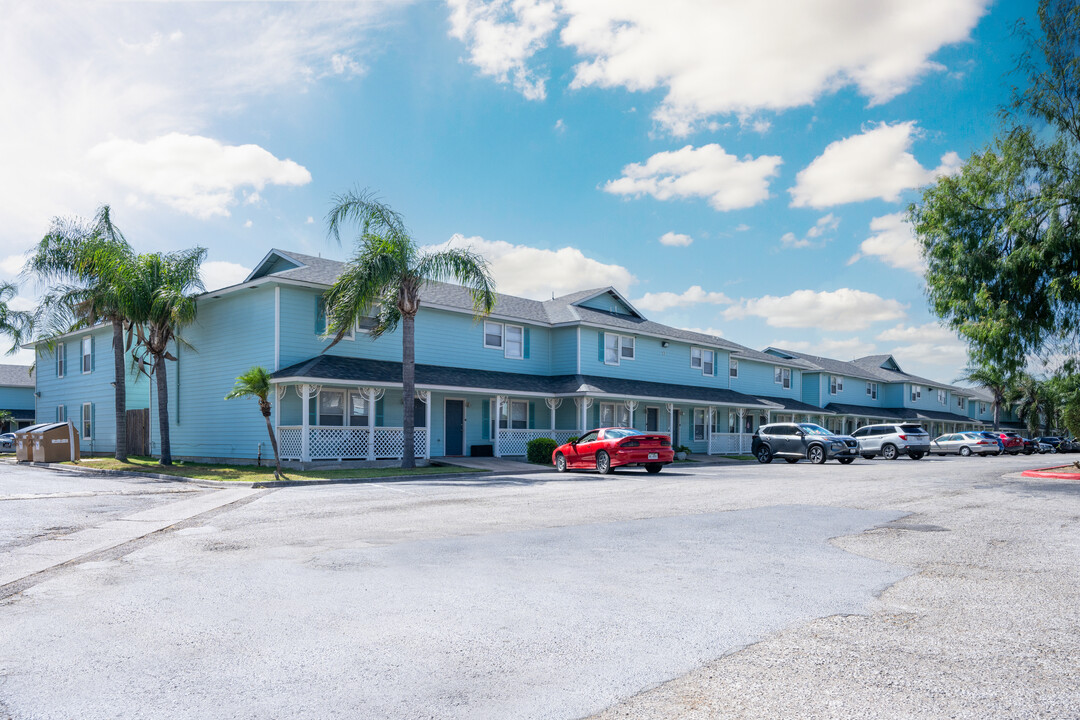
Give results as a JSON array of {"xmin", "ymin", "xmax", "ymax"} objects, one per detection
[{"xmin": 851, "ymin": 423, "xmax": 931, "ymax": 460}]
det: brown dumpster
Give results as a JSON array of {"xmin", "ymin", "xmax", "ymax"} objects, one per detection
[
  {"xmin": 14, "ymin": 423, "xmax": 49, "ymax": 463},
  {"xmin": 30, "ymin": 421, "xmax": 80, "ymax": 463}
]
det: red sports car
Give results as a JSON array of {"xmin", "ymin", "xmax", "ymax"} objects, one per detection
[{"xmin": 552, "ymin": 427, "xmax": 674, "ymax": 474}]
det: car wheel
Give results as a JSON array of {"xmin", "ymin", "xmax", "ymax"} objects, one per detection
[
  {"xmin": 596, "ymin": 450, "xmax": 613, "ymax": 475},
  {"xmin": 881, "ymin": 444, "xmax": 898, "ymax": 461},
  {"xmin": 1009, "ymin": 451, "xmax": 1020, "ymax": 456},
  {"xmin": 861, "ymin": 454, "xmax": 875, "ymax": 460},
  {"xmin": 756, "ymin": 447, "xmax": 773, "ymax": 464},
  {"xmin": 958, "ymin": 446, "xmax": 971, "ymax": 457},
  {"xmin": 554, "ymin": 452, "xmax": 567, "ymax": 472},
  {"xmin": 1024, "ymin": 449, "xmax": 1034, "ymax": 455},
  {"xmin": 785, "ymin": 457, "xmax": 799, "ymax": 464},
  {"xmin": 909, "ymin": 451, "xmax": 924, "ymax": 460},
  {"xmin": 645, "ymin": 463, "xmax": 663, "ymax": 474},
  {"xmin": 838, "ymin": 457, "xmax": 855, "ymax": 465},
  {"xmin": 808, "ymin": 445, "xmax": 826, "ymax": 464}
]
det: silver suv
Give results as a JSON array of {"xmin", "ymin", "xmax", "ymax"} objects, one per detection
[{"xmin": 851, "ymin": 423, "xmax": 931, "ymax": 460}]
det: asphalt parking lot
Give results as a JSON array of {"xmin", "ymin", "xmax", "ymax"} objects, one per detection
[{"xmin": 1, "ymin": 453, "xmax": 1077, "ymax": 719}]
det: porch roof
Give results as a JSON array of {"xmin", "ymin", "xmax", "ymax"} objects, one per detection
[
  {"xmin": 823, "ymin": 402, "xmax": 904, "ymax": 419},
  {"xmin": 272, "ymin": 355, "xmax": 779, "ymax": 408},
  {"xmin": 755, "ymin": 395, "xmax": 835, "ymax": 415},
  {"xmin": 899, "ymin": 408, "xmax": 977, "ymax": 423}
]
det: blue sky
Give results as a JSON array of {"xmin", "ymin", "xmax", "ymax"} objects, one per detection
[{"xmin": 0, "ymin": 0, "xmax": 1036, "ymax": 381}]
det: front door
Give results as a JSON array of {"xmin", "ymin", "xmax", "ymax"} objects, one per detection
[
  {"xmin": 445, "ymin": 400, "xmax": 464, "ymax": 455},
  {"xmin": 646, "ymin": 407, "xmax": 659, "ymax": 432},
  {"xmin": 672, "ymin": 410, "xmax": 681, "ymax": 447}
]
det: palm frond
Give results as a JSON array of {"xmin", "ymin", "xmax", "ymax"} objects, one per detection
[
  {"xmin": 325, "ymin": 188, "xmax": 407, "ymax": 246},
  {"xmin": 415, "ymin": 248, "xmax": 497, "ymax": 316}
]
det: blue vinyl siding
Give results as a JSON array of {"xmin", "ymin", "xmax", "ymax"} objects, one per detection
[
  {"xmin": 729, "ymin": 359, "xmax": 801, "ymax": 400},
  {"xmin": 576, "ymin": 294, "xmax": 634, "ymax": 315},
  {"xmin": 821, "ymin": 374, "xmax": 885, "ymax": 407},
  {"xmin": 900, "ymin": 382, "xmax": 953, "ymax": 412},
  {"xmin": 0, "ymin": 385, "xmax": 34, "ymax": 413},
  {"xmin": 550, "ymin": 327, "xmax": 578, "ymax": 375},
  {"xmin": 801, "ymin": 373, "xmax": 820, "ymax": 406},
  {"xmin": 578, "ymin": 327, "xmax": 731, "ymax": 387}
]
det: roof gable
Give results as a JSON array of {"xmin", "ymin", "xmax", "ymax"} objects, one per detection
[
  {"xmin": 569, "ymin": 288, "xmax": 643, "ymax": 319},
  {"xmin": 245, "ymin": 249, "xmax": 304, "ymax": 281}
]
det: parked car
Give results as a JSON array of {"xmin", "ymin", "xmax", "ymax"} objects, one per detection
[
  {"xmin": 930, "ymin": 431, "xmax": 999, "ymax": 457},
  {"xmin": 1036, "ymin": 441, "xmax": 1055, "ymax": 454},
  {"xmin": 552, "ymin": 428, "xmax": 673, "ymax": 474},
  {"xmin": 997, "ymin": 432, "xmax": 1024, "ymax": 455},
  {"xmin": 752, "ymin": 423, "xmax": 859, "ymax": 465},
  {"xmin": 0, "ymin": 432, "xmax": 14, "ymax": 451},
  {"xmin": 1036, "ymin": 436, "xmax": 1062, "ymax": 452},
  {"xmin": 976, "ymin": 431, "xmax": 1004, "ymax": 454},
  {"xmin": 1059, "ymin": 437, "xmax": 1080, "ymax": 453},
  {"xmin": 851, "ymin": 423, "xmax": 931, "ymax": 460}
]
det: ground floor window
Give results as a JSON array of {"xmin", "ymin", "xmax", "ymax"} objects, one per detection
[
  {"xmin": 600, "ymin": 402, "xmax": 630, "ymax": 427},
  {"xmin": 82, "ymin": 403, "xmax": 92, "ymax": 439},
  {"xmin": 694, "ymin": 408, "xmax": 706, "ymax": 441},
  {"xmin": 318, "ymin": 390, "xmax": 346, "ymax": 426},
  {"xmin": 348, "ymin": 392, "xmax": 369, "ymax": 426},
  {"xmin": 495, "ymin": 399, "xmax": 528, "ymax": 433},
  {"xmin": 56, "ymin": 405, "xmax": 66, "ymax": 423}
]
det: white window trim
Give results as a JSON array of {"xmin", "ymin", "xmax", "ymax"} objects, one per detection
[
  {"xmin": 483, "ymin": 321, "xmax": 504, "ymax": 350},
  {"xmin": 57, "ymin": 342, "xmax": 65, "ymax": 378},
  {"xmin": 354, "ymin": 315, "xmax": 377, "ymax": 335},
  {"xmin": 938, "ymin": 389, "xmax": 946, "ymax": 405},
  {"xmin": 496, "ymin": 399, "xmax": 529, "ymax": 431},
  {"xmin": 504, "ymin": 324, "xmax": 524, "ymax": 360},
  {"xmin": 693, "ymin": 407, "xmax": 707, "ymax": 441},
  {"xmin": 599, "ymin": 402, "xmax": 630, "ymax": 427},
  {"xmin": 729, "ymin": 358, "xmax": 738, "ymax": 378},
  {"xmin": 82, "ymin": 402, "xmax": 92, "ymax": 439},
  {"xmin": 316, "ymin": 389, "xmax": 347, "ymax": 426},
  {"xmin": 690, "ymin": 347, "xmax": 702, "ymax": 369},
  {"xmin": 81, "ymin": 337, "xmax": 91, "ymax": 375},
  {"xmin": 604, "ymin": 333, "xmax": 621, "ymax": 366},
  {"xmin": 619, "ymin": 335, "xmax": 635, "ymax": 361},
  {"xmin": 56, "ymin": 405, "xmax": 65, "ymax": 423},
  {"xmin": 690, "ymin": 347, "xmax": 714, "ymax": 376},
  {"xmin": 775, "ymin": 367, "xmax": 791, "ymax": 389}
]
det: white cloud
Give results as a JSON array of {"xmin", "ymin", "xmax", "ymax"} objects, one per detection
[
  {"xmin": 724, "ymin": 288, "xmax": 906, "ymax": 330},
  {"xmin": 306, "ymin": 216, "xmax": 315, "ymax": 224},
  {"xmin": 427, "ymin": 234, "xmax": 636, "ymax": 299},
  {"xmin": 848, "ymin": 212, "xmax": 925, "ymax": 273},
  {"xmin": 554, "ymin": 118, "xmax": 566, "ymax": 133},
  {"xmin": 88, "ymin": 134, "xmax": 311, "ymax": 219},
  {"xmin": 780, "ymin": 213, "xmax": 839, "ymax": 249},
  {"xmin": 633, "ymin": 285, "xmax": 731, "ymax": 313},
  {"xmin": 659, "ymin": 231, "xmax": 693, "ymax": 247},
  {"xmin": 243, "ymin": 220, "xmax": 253, "ymax": 228},
  {"xmin": 0, "ymin": 2, "xmax": 400, "ymax": 252},
  {"xmin": 200, "ymin": 260, "xmax": 253, "ymax": 293},
  {"xmin": 0, "ymin": 255, "xmax": 26, "ymax": 277},
  {"xmin": 734, "ymin": 224, "xmax": 751, "ymax": 232},
  {"xmin": 789, "ymin": 122, "xmax": 961, "ymax": 208},
  {"xmin": 603, "ymin": 144, "xmax": 782, "ymax": 211},
  {"xmin": 680, "ymin": 326, "xmax": 725, "ymax": 339},
  {"xmin": 875, "ymin": 323, "xmax": 969, "ymax": 380},
  {"xmin": 447, "ymin": 0, "xmax": 559, "ymax": 100},
  {"xmin": 770, "ymin": 337, "xmax": 878, "ymax": 359},
  {"xmin": 450, "ymin": 0, "xmax": 987, "ymax": 135}
]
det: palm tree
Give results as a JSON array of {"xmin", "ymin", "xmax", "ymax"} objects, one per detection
[
  {"xmin": 0, "ymin": 282, "xmax": 31, "ymax": 355},
  {"xmin": 325, "ymin": 189, "xmax": 496, "ymax": 468},
  {"xmin": 225, "ymin": 366, "xmax": 284, "ymax": 480},
  {"xmin": 1009, "ymin": 373, "xmax": 1049, "ymax": 436},
  {"xmin": 957, "ymin": 363, "xmax": 1013, "ymax": 430},
  {"xmin": 22, "ymin": 207, "xmax": 135, "ymax": 460},
  {"xmin": 122, "ymin": 249, "xmax": 206, "ymax": 466}
]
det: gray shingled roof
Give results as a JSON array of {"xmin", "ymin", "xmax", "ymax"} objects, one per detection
[
  {"xmin": 272, "ymin": 355, "xmax": 779, "ymax": 407},
  {"xmin": 0, "ymin": 364, "xmax": 34, "ymax": 387},
  {"xmin": 849, "ymin": 356, "xmax": 968, "ymax": 393},
  {"xmin": 767, "ymin": 348, "xmax": 887, "ymax": 383},
  {"xmin": 247, "ymin": 250, "xmax": 809, "ymax": 366},
  {"xmin": 767, "ymin": 347, "xmax": 968, "ymax": 392},
  {"xmin": 823, "ymin": 403, "xmax": 904, "ymax": 419}
]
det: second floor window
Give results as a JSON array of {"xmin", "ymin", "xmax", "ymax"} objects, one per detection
[
  {"xmin": 830, "ymin": 375, "xmax": 844, "ymax": 394},
  {"xmin": 937, "ymin": 389, "xmax": 946, "ymax": 405},
  {"xmin": 774, "ymin": 366, "xmax": 791, "ymax": 389},
  {"xmin": 484, "ymin": 322, "xmax": 525, "ymax": 358},
  {"xmin": 980, "ymin": 402, "xmax": 987, "ymax": 414},
  {"xmin": 911, "ymin": 385, "xmax": 922, "ymax": 402},
  {"xmin": 729, "ymin": 358, "xmax": 738, "ymax": 378},
  {"xmin": 81, "ymin": 337, "xmax": 92, "ymax": 374},
  {"xmin": 866, "ymin": 382, "xmax": 878, "ymax": 399},
  {"xmin": 691, "ymin": 347, "xmax": 714, "ymax": 375},
  {"xmin": 57, "ymin": 342, "xmax": 65, "ymax": 378},
  {"xmin": 604, "ymin": 333, "xmax": 620, "ymax": 365},
  {"xmin": 956, "ymin": 396, "xmax": 966, "ymax": 410},
  {"xmin": 484, "ymin": 321, "xmax": 503, "ymax": 349},
  {"xmin": 505, "ymin": 325, "xmax": 523, "ymax": 359}
]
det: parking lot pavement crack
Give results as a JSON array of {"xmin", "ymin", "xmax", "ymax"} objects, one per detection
[{"xmin": 0, "ymin": 488, "xmax": 269, "ymax": 597}]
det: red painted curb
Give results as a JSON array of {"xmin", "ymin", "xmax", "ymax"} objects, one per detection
[{"xmin": 1022, "ymin": 466, "xmax": 1080, "ymax": 480}]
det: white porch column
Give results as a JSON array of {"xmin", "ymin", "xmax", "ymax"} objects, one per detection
[
  {"xmin": 625, "ymin": 400, "xmax": 638, "ymax": 428},
  {"xmin": 494, "ymin": 395, "xmax": 506, "ymax": 457},
  {"xmin": 301, "ymin": 384, "xmax": 311, "ymax": 463},
  {"xmin": 707, "ymin": 408, "xmax": 714, "ymax": 455},
  {"xmin": 737, "ymin": 408, "xmax": 747, "ymax": 453},
  {"xmin": 545, "ymin": 398, "xmax": 561, "ymax": 431},
  {"xmin": 666, "ymin": 403, "xmax": 674, "ymax": 441},
  {"xmin": 365, "ymin": 388, "xmax": 379, "ymax": 461}
]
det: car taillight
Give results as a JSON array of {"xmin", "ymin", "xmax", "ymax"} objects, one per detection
[
  {"xmin": 621, "ymin": 440, "xmax": 640, "ymax": 448},
  {"xmin": 898, "ymin": 435, "xmax": 907, "ymax": 440},
  {"xmin": 660, "ymin": 438, "xmax": 671, "ymax": 447},
  {"xmin": 977, "ymin": 441, "xmax": 988, "ymax": 444}
]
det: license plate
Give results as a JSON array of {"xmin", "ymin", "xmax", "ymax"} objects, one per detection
[{"xmin": 648, "ymin": 452, "xmax": 658, "ymax": 460}]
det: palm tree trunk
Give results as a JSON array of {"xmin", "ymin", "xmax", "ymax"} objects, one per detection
[
  {"xmin": 401, "ymin": 312, "xmax": 416, "ymax": 469},
  {"xmin": 111, "ymin": 318, "xmax": 128, "ymax": 461},
  {"xmin": 993, "ymin": 394, "xmax": 1001, "ymax": 431},
  {"xmin": 261, "ymin": 405, "xmax": 283, "ymax": 480},
  {"xmin": 155, "ymin": 358, "xmax": 172, "ymax": 465}
]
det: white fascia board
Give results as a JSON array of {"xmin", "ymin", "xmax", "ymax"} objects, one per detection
[
  {"xmin": 243, "ymin": 249, "xmax": 306, "ymax": 283},
  {"xmin": 23, "ymin": 323, "xmax": 110, "ymax": 349}
]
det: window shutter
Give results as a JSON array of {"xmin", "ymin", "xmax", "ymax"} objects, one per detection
[
  {"xmin": 91, "ymin": 402, "xmax": 95, "ymax": 440},
  {"xmin": 712, "ymin": 355, "xmax": 718, "ymax": 376},
  {"xmin": 528, "ymin": 402, "xmax": 536, "ymax": 428},
  {"xmin": 90, "ymin": 335, "xmax": 95, "ymax": 372},
  {"xmin": 315, "ymin": 297, "xmax": 327, "ymax": 335},
  {"xmin": 375, "ymin": 398, "xmax": 384, "ymax": 426},
  {"xmin": 524, "ymin": 328, "xmax": 530, "ymax": 359},
  {"xmin": 482, "ymin": 400, "xmax": 490, "ymax": 440},
  {"xmin": 597, "ymin": 331, "xmax": 605, "ymax": 362},
  {"xmin": 57, "ymin": 346, "xmax": 61, "ymax": 377},
  {"xmin": 308, "ymin": 396, "xmax": 317, "ymax": 426}
]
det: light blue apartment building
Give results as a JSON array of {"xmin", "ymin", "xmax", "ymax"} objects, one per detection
[
  {"xmin": 31, "ymin": 249, "xmax": 1016, "ymax": 463},
  {"xmin": 0, "ymin": 364, "xmax": 36, "ymax": 432}
]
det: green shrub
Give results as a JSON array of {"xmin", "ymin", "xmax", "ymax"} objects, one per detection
[
  {"xmin": 565, "ymin": 436, "xmax": 578, "ymax": 444},
  {"xmin": 526, "ymin": 437, "xmax": 559, "ymax": 464}
]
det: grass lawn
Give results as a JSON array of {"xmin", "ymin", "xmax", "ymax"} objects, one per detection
[
  {"xmin": 727, "ymin": 454, "xmax": 759, "ymax": 461},
  {"xmin": 62, "ymin": 456, "xmax": 484, "ymax": 483}
]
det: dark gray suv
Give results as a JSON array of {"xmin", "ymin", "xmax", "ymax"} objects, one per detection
[{"xmin": 752, "ymin": 423, "xmax": 860, "ymax": 464}]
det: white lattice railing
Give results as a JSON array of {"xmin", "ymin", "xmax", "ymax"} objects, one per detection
[
  {"xmin": 497, "ymin": 429, "xmax": 581, "ymax": 456},
  {"xmin": 709, "ymin": 433, "xmax": 753, "ymax": 455},
  {"xmin": 277, "ymin": 426, "xmax": 426, "ymax": 460}
]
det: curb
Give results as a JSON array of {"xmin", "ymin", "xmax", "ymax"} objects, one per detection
[
  {"xmin": 19, "ymin": 461, "xmax": 493, "ymax": 489},
  {"xmin": 1021, "ymin": 466, "xmax": 1080, "ymax": 480}
]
